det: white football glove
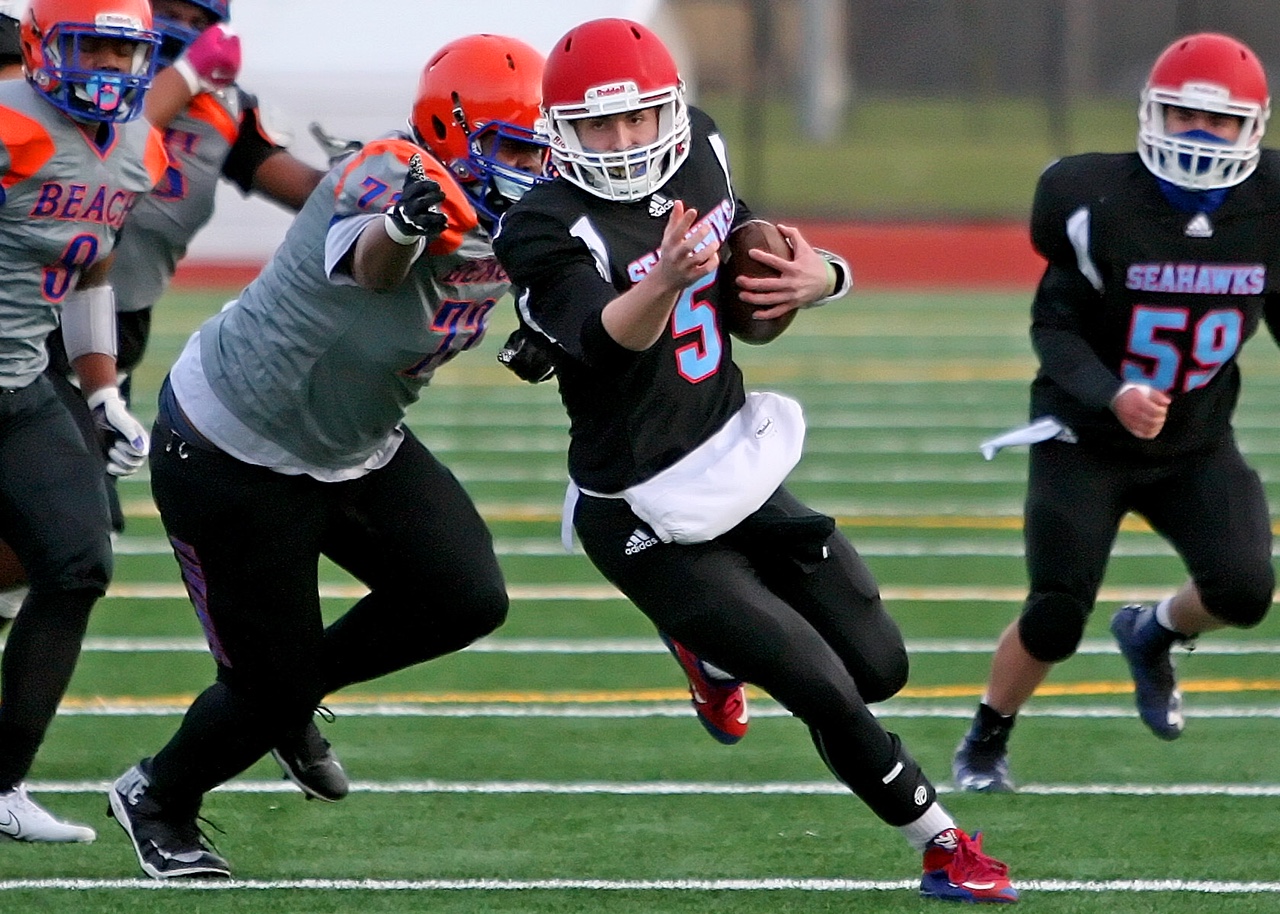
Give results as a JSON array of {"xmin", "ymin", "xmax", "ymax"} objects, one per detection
[{"xmin": 86, "ymin": 386, "xmax": 150, "ymax": 477}]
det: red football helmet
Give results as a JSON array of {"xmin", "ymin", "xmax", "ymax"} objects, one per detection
[
  {"xmin": 542, "ymin": 18, "xmax": 690, "ymax": 201},
  {"xmin": 410, "ymin": 33, "xmax": 549, "ymax": 222},
  {"xmin": 1138, "ymin": 32, "xmax": 1270, "ymax": 190},
  {"xmin": 21, "ymin": 0, "xmax": 159, "ymax": 122}
]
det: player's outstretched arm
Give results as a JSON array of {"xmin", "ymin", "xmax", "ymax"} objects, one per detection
[
  {"xmin": 351, "ymin": 153, "xmax": 448, "ymax": 291},
  {"xmin": 251, "ymin": 152, "xmax": 325, "ymax": 212}
]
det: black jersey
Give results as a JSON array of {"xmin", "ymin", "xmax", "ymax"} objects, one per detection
[
  {"xmin": 1028, "ymin": 150, "xmax": 1280, "ymax": 457},
  {"xmin": 495, "ymin": 108, "xmax": 753, "ymax": 492},
  {"xmin": 1024, "ymin": 150, "xmax": 1280, "ymax": 458}
]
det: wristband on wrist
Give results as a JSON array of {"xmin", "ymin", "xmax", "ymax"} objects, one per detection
[
  {"xmin": 172, "ymin": 56, "xmax": 203, "ymax": 95},
  {"xmin": 383, "ymin": 212, "xmax": 427, "ymax": 247}
]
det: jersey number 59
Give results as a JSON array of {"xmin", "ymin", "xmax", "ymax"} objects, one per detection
[{"xmin": 1121, "ymin": 306, "xmax": 1243, "ymax": 393}]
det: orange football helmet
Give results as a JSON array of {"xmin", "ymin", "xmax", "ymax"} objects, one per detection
[
  {"xmin": 21, "ymin": 0, "xmax": 159, "ymax": 122},
  {"xmin": 1139, "ymin": 32, "xmax": 1270, "ymax": 190},
  {"xmin": 542, "ymin": 18, "xmax": 690, "ymax": 201},
  {"xmin": 410, "ymin": 33, "xmax": 549, "ymax": 222}
]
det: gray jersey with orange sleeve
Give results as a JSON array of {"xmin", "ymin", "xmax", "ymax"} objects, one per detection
[
  {"xmin": 169, "ymin": 131, "xmax": 510, "ymax": 478},
  {"xmin": 0, "ymin": 80, "xmax": 167, "ymax": 388},
  {"xmin": 110, "ymin": 87, "xmax": 283, "ymax": 314}
]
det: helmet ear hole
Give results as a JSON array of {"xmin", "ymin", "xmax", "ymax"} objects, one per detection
[{"xmin": 431, "ymin": 115, "xmax": 448, "ymax": 143}]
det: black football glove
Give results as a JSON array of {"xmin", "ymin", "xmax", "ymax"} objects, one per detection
[
  {"xmin": 497, "ymin": 327, "xmax": 556, "ymax": 383},
  {"xmin": 385, "ymin": 153, "xmax": 448, "ymax": 242}
]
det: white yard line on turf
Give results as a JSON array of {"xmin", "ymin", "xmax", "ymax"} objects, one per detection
[{"xmin": 0, "ymin": 877, "xmax": 1278, "ymax": 894}]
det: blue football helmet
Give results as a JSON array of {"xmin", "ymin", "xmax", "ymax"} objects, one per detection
[{"xmin": 153, "ymin": 0, "xmax": 228, "ymax": 68}]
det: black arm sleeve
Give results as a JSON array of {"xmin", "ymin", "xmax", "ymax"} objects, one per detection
[
  {"xmin": 1264, "ymin": 293, "xmax": 1280, "ymax": 349},
  {"xmin": 497, "ymin": 208, "xmax": 640, "ymax": 374},
  {"xmin": 221, "ymin": 89, "xmax": 286, "ymax": 194},
  {"xmin": 1030, "ymin": 262, "xmax": 1121, "ymax": 410}
]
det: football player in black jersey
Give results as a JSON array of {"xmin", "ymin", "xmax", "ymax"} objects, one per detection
[
  {"xmin": 954, "ymin": 33, "xmax": 1280, "ymax": 794},
  {"xmin": 493, "ymin": 18, "xmax": 1017, "ymax": 905}
]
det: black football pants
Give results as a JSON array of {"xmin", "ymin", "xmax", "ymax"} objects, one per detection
[
  {"xmin": 146, "ymin": 415, "xmax": 508, "ymax": 805},
  {"xmin": 0, "ymin": 376, "xmax": 112, "ymax": 788},
  {"xmin": 1023, "ymin": 437, "xmax": 1274, "ymax": 651},
  {"xmin": 574, "ymin": 486, "xmax": 938, "ymax": 827}
]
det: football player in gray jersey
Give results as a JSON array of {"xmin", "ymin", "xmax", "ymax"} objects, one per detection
[
  {"xmin": 105, "ymin": 0, "xmax": 324, "ymax": 390},
  {"xmin": 0, "ymin": 7, "xmax": 26, "ymax": 625},
  {"xmin": 40, "ymin": 0, "xmax": 325, "ymax": 532},
  {"xmin": 107, "ymin": 34, "xmax": 551, "ymax": 880},
  {"xmin": 0, "ymin": 0, "xmax": 164, "ymax": 843},
  {"xmin": 4, "ymin": 1, "xmax": 335, "ymax": 792}
]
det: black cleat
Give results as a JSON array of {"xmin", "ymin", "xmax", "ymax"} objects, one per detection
[
  {"xmin": 271, "ymin": 718, "xmax": 349, "ymax": 802},
  {"xmin": 107, "ymin": 761, "xmax": 230, "ymax": 879},
  {"xmin": 953, "ymin": 704, "xmax": 1016, "ymax": 793}
]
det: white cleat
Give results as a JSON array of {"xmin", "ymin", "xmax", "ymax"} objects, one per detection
[{"xmin": 0, "ymin": 784, "xmax": 96, "ymax": 843}]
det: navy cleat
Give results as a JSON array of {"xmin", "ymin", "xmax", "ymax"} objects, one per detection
[
  {"xmin": 953, "ymin": 705, "xmax": 1015, "ymax": 793},
  {"xmin": 921, "ymin": 828, "xmax": 1019, "ymax": 904},
  {"xmin": 1110, "ymin": 603, "xmax": 1186, "ymax": 740}
]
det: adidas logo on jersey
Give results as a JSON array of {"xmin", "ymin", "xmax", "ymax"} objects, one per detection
[
  {"xmin": 624, "ymin": 528, "xmax": 660, "ymax": 555},
  {"xmin": 1184, "ymin": 213, "xmax": 1213, "ymax": 238},
  {"xmin": 649, "ymin": 194, "xmax": 675, "ymax": 218}
]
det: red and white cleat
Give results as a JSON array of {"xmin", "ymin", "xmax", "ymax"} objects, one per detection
[
  {"xmin": 920, "ymin": 828, "xmax": 1018, "ymax": 904},
  {"xmin": 660, "ymin": 634, "xmax": 749, "ymax": 745}
]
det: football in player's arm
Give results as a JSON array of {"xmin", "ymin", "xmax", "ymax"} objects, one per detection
[
  {"xmin": 493, "ymin": 17, "xmax": 1016, "ymax": 905},
  {"xmin": 954, "ymin": 32, "xmax": 1279, "ymax": 795}
]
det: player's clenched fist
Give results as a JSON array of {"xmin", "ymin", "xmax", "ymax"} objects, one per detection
[
  {"xmin": 1111, "ymin": 382, "xmax": 1170, "ymax": 440},
  {"xmin": 383, "ymin": 153, "xmax": 448, "ymax": 245},
  {"xmin": 175, "ymin": 24, "xmax": 241, "ymax": 94}
]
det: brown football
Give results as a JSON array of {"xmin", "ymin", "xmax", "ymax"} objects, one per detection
[{"xmin": 720, "ymin": 219, "xmax": 796, "ymax": 345}]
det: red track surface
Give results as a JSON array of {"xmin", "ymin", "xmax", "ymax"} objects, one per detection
[{"xmin": 172, "ymin": 221, "xmax": 1046, "ymax": 291}]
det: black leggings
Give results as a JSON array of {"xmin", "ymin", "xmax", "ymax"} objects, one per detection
[
  {"xmin": 1020, "ymin": 437, "xmax": 1273, "ymax": 660},
  {"xmin": 574, "ymin": 487, "xmax": 937, "ymax": 827},
  {"xmin": 0, "ymin": 376, "xmax": 112, "ymax": 787},
  {"xmin": 146, "ymin": 417, "xmax": 508, "ymax": 804}
]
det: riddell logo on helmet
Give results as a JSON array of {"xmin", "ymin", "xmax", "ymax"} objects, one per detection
[
  {"xmin": 95, "ymin": 13, "xmax": 144, "ymax": 28},
  {"xmin": 586, "ymin": 82, "xmax": 637, "ymax": 100}
]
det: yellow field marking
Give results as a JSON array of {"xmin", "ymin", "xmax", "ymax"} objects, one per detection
[
  {"xmin": 59, "ymin": 678, "xmax": 1280, "ymax": 710},
  {"xmin": 121, "ymin": 500, "xmax": 1219, "ymax": 535},
  {"xmin": 898, "ymin": 678, "xmax": 1280, "ymax": 699}
]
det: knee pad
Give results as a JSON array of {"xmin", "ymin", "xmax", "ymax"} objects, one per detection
[
  {"xmin": 1018, "ymin": 591, "xmax": 1089, "ymax": 662},
  {"xmin": 1203, "ymin": 580, "xmax": 1274, "ymax": 629}
]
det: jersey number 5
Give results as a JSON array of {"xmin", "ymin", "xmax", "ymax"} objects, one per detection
[
  {"xmin": 1121, "ymin": 306, "xmax": 1243, "ymax": 393},
  {"xmin": 671, "ymin": 271, "xmax": 722, "ymax": 383}
]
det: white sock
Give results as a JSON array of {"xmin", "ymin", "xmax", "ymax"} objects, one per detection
[
  {"xmin": 1154, "ymin": 598, "xmax": 1178, "ymax": 633},
  {"xmin": 899, "ymin": 802, "xmax": 957, "ymax": 851},
  {"xmin": 0, "ymin": 586, "xmax": 27, "ymax": 621}
]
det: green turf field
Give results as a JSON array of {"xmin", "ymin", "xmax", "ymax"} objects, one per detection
[{"xmin": 6, "ymin": 287, "xmax": 1280, "ymax": 913}]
